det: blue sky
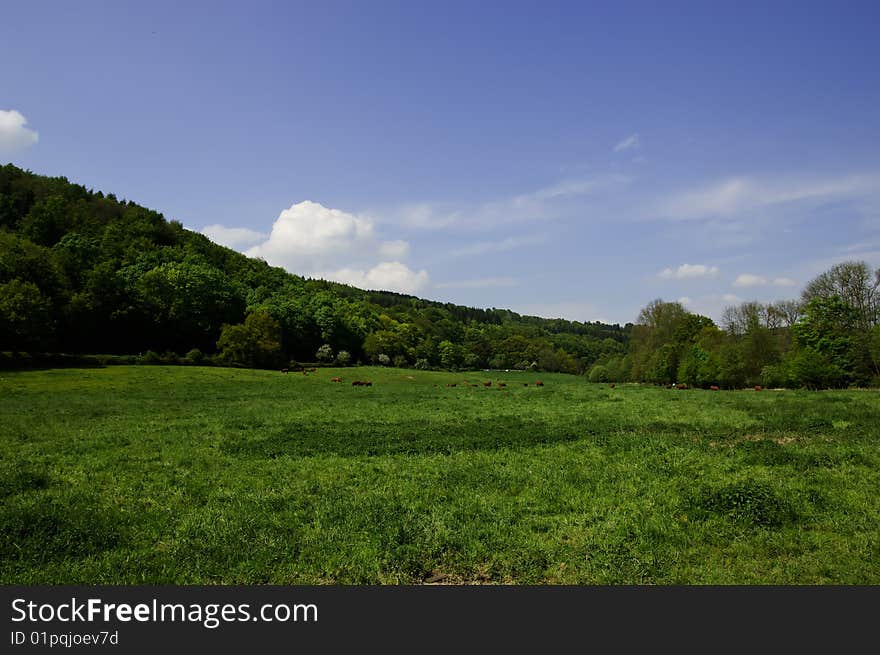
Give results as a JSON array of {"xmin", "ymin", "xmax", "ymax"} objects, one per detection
[{"xmin": 2, "ymin": 1, "xmax": 879, "ymax": 325}]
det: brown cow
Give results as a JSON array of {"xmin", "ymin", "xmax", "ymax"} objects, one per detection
[
  {"xmin": 678, "ymin": 383, "xmax": 688, "ymax": 390},
  {"xmin": 483, "ymin": 381, "xmax": 492, "ymax": 387},
  {"xmin": 609, "ymin": 383, "xmax": 615, "ymax": 389},
  {"xmin": 710, "ymin": 385, "xmax": 720, "ymax": 391},
  {"xmin": 445, "ymin": 383, "xmax": 457, "ymax": 387},
  {"xmin": 310, "ymin": 367, "xmax": 317, "ymax": 372},
  {"xmin": 331, "ymin": 377, "xmax": 342, "ymax": 383},
  {"xmin": 754, "ymin": 385, "xmax": 763, "ymax": 391},
  {"xmin": 523, "ymin": 383, "xmax": 529, "ymax": 386},
  {"xmin": 497, "ymin": 382, "xmax": 507, "ymax": 388},
  {"xmin": 535, "ymin": 381, "xmax": 544, "ymax": 387}
]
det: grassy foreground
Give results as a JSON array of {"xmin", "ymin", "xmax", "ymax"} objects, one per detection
[{"xmin": 1, "ymin": 365, "xmax": 878, "ymax": 584}]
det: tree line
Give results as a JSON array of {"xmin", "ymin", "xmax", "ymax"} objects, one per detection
[
  {"xmin": 2, "ymin": 164, "xmax": 877, "ymax": 387},
  {"xmin": 0, "ymin": 164, "xmax": 627, "ymax": 373}
]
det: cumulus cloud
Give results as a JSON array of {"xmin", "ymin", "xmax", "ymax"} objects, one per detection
[
  {"xmin": 200, "ymin": 200, "xmax": 427, "ymax": 294},
  {"xmin": 201, "ymin": 224, "xmax": 266, "ymax": 249},
  {"xmin": 773, "ymin": 277, "xmax": 797, "ymax": 287},
  {"xmin": 733, "ymin": 273, "xmax": 768, "ymax": 288},
  {"xmin": 677, "ymin": 296, "xmax": 692, "ymax": 306},
  {"xmin": 614, "ymin": 133, "xmax": 640, "ymax": 152},
  {"xmin": 658, "ymin": 263, "xmax": 720, "ymax": 280},
  {"xmin": 0, "ymin": 110, "xmax": 39, "ymax": 153},
  {"xmin": 319, "ymin": 262, "xmax": 429, "ymax": 294},
  {"xmin": 246, "ymin": 200, "xmax": 374, "ymax": 265}
]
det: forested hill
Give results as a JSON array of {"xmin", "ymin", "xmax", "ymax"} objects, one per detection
[{"xmin": 0, "ymin": 164, "xmax": 630, "ymax": 372}]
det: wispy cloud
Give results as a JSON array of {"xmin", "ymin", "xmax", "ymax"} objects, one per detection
[
  {"xmin": 450, "ymin": 234, "xmax": 547, "ymax": 258},
  {"xmin": 732, "ymin": 273, "xmax": 767, "ymax": 288},
  {"xmin": 394, "ymin": 174, "xmax": 632, "ymax": 232},
  {"xmin": 613, "ymin": 133, "xmax": 640, "ymax": 153},
  {"xmin": 510, "ymin": 301, "xmax": 610, "ymax": 324},
  {"xmin": 656, "ymin": 173, "xmax": 880, "ymax": 222},
  {"xmin": 658, "ymin": 263, "xmax": 720, "ymax": 280},
  {"xmin": 434, "ymin": 277, "xmax": 517, "ymax": 290}
]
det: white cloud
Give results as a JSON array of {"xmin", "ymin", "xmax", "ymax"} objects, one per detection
[
  {"xmin": 677, "ymin": 296, "xmax": 692, "ymax": 306},
  {"xmin": 319, "ymin": 262, "xmax": 429, "ymax": 295},
  {"xmin": 395, "ymin": 174, "xmax": 632, "ymax": 232},
  {"xmin": 658, "ymin": 263, "xmax": 719, "ymax": 280},
  {"xmin": 658, "ymin": 173, "xmax": 880, "ymax": 221},
  {"xmin": 204, "ymin": 200, "xmax": 427, "ymax": 294},
  {"xmin": 450, "ymin": 234, "xmax": 547, "ymax": 258},
  {"xmin": 434, "ymin": 277, "xmax": 517, "ymax": 290},
  {"xmin": 0, "ymin": 110, "xmax": 39, "ymax": 153},
  {"xmin": 733, "ymin": 273, "xmax": 768, "ymax": 288},
  {"xmin": 201, "ymin": 224, "xmax": 266, "ymax": 249},
  {"xmin": 247, "ymin": 200, "xmax": 374, "ymax": 265},
  {"xmin": 378, "ymin": 240, "xmax": 410, "ymax": 259},
  {"xmin": 613, "ymin": 133, "xmax": 640, "ymax": 153},
  {"xmin": 722, "ymin": 293, "xmax": 742, "ymax": 303},
  {"xmin": 773, "ymin": 277, "xmax": 797, "ymax": 287}
]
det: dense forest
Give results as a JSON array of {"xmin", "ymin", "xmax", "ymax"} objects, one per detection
[{"xmin": 1, "ymin": 164, "xmax": 878, "ymax": 387}]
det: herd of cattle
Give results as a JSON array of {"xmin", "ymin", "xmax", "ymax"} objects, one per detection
[
  {"xmin": 282, "ymin": 368, "xmax": 546, "ymax": 389},
  {"xmin": 280, "ymin": 368, "xmax": 766, "ymax": 392}
]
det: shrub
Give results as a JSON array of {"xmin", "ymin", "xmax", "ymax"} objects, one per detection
[
  {"xmin": 316, "ymin": 344, "xmax": 334, "ymax": 363},
  {"xmin": 393, "ymin": 354, "xmax": 408, "ymax": 368},
  {"xmin": 140, "ymin": 350, "xmax": 161, "ymax": 364},
  {"xmin": 414, "ymin": 358, "xmax": 430, "ymax": 370},
  {"xmin": 588, "ymin": 364, "xmax": 609, "ymax": 383},
  {"xmin": 377, "ymin": 353, "xmax": 391, "ymax": 366},
  {"xmin": 336, "ymin": 350, "xmax": 351, "ymax": 366},
  {"xmin": 185, "ymin": 348, "xmax": 205, "ymax": 365}
]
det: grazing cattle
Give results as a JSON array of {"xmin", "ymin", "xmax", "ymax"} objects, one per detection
[
  {"xmin": 497, "ymin": 382, "xmax": 507, "ymax": 388},
  {"xmin": 364, "ymin": 381, "xmax": 372, "ymax": 387},
  {"xmin": 281, "ymin": 368, "xmax": 289, "ymax": 374},
  {"xmin": 754, "ymin": 385, "xmax": 763, "ymax": 391},
  {"xmin": 331, "ymin": 377, "xmax": 342, "ymax": 383},
  {"xmin": 445, "ymin": 383, "xmax": 457, "ymax": 387},
  {"xmin": 523, "ymin": 383, "xmax": 529, "ymax": 387},
  {"xmin": 535, "ymin": 381, "xmax": 544, "ymax": 387},
  {"xmin": 710, "ymin": 385, "xmax": 720, "ymax": 391},
  {"xmin": 352, "ymin": 380, "xmax": 362, "ymax": 386},
  {"xmin": 678, "ymin": 383, "xmax": 688, "ymax": 390},
  {"xmin": 483, "ymin": 381, "xmax": 492, "ymax": 387},
  {"xmin": 664, "ymin": 383, "xmax": 672, "ymax": 389},
  {"xmin": 609, "ymin": 383, "xmax": 615, "ymax": 389}
]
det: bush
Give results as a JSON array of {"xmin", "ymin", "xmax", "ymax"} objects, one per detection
[
  {"xmin": 335, "ymin": 350, "xmax": 351, "ymax": 366},
  {"xmin": 140, "ymin": 350, "xmax": 161, "ymax": 364},
  {"xmin": 414, "ymin": 358, "xmax": 430, "ymax": 370},
  {"xmin": 393, "ymin": 354, "xmax": 408, "ymax": 368},
  {"xmin": 588, "ymin": 364, "xmax": 609, "ymax": 383},
  {"xmin": 185, "ymin": 348, "xmax": 205, "ymax": 365},
  {"xmin": 377, "ymin": 353, "xmax": 391, "ymax": 366},
  {"xmin": 316, "ymin": 344, "xmax": 334, "ymax": 363}
]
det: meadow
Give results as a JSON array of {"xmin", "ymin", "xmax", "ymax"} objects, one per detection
[{"xmin": 1, "ymin": 365, "xmax": 878, "ymax": 584}]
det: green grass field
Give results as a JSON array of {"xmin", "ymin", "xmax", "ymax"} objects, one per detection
[{"xmin": 1, "ymin": 365, "xmax": 878, "ymax": 584}]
